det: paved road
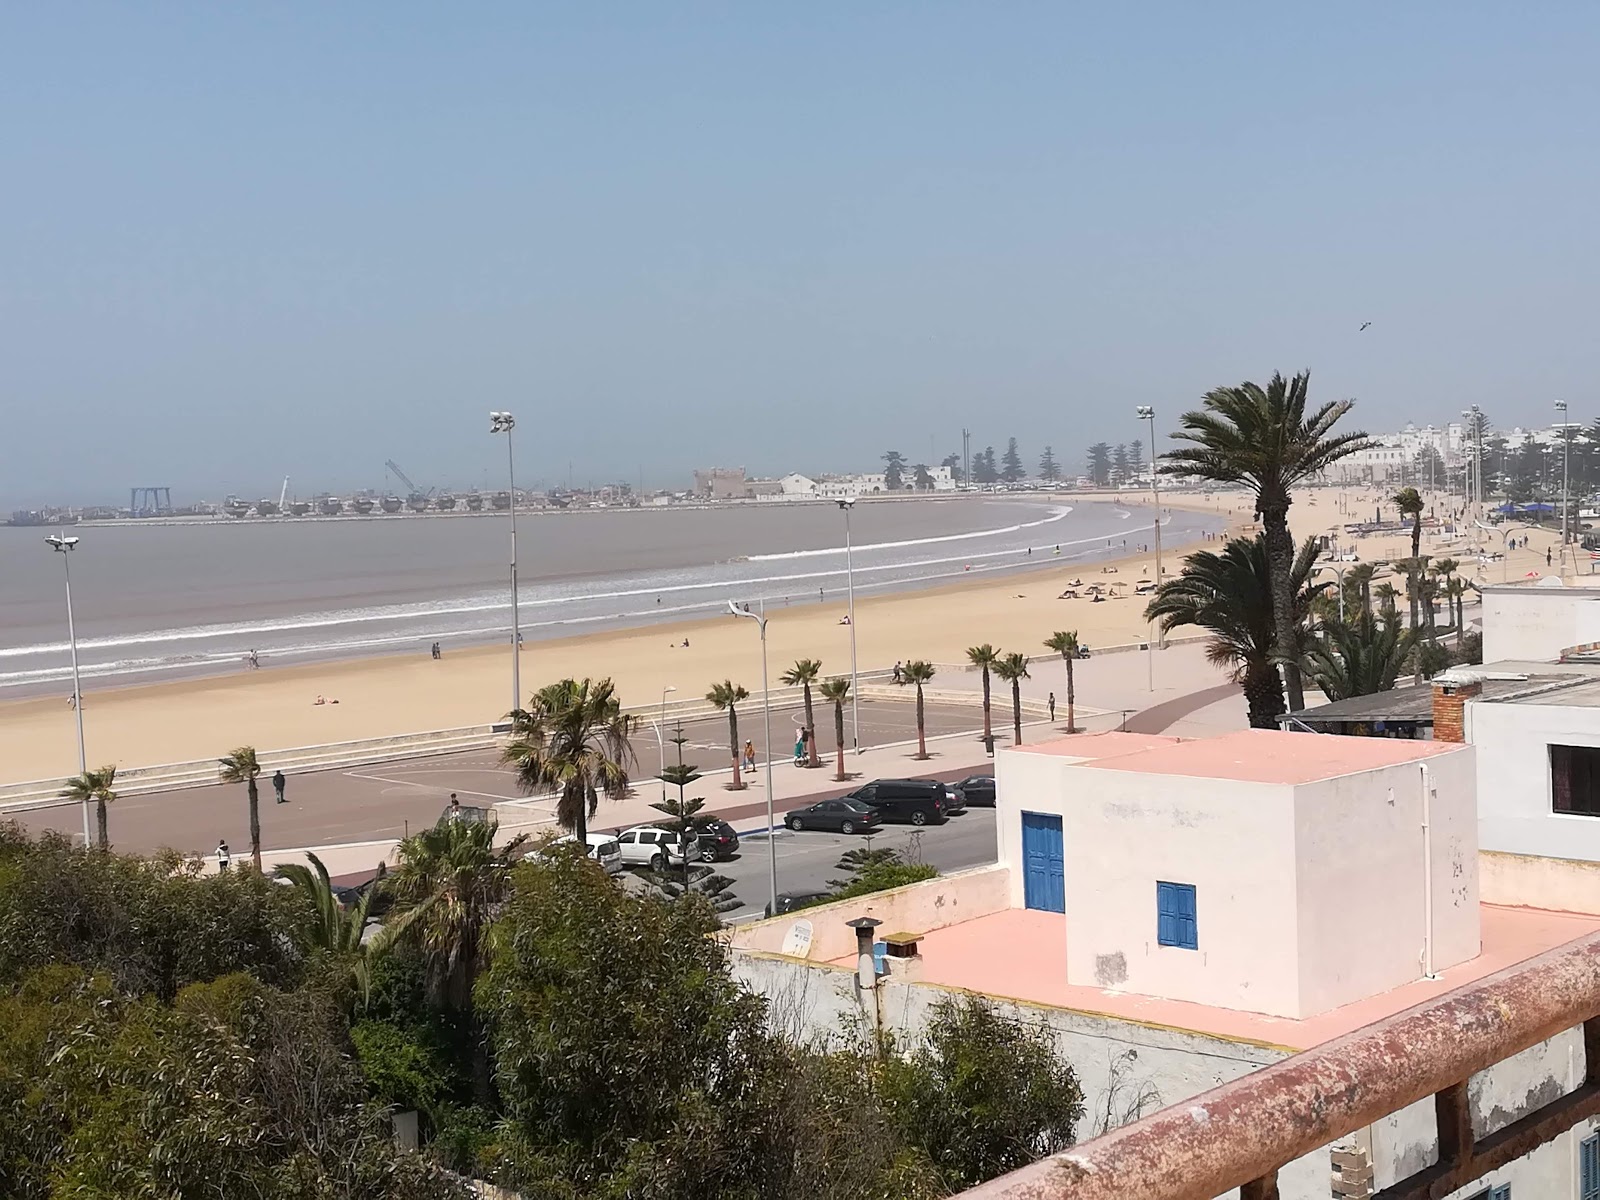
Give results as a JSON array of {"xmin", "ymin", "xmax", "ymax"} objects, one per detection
[{"xmin": 10, "ymin": 697, "xmax": 991, "ymax": 856}]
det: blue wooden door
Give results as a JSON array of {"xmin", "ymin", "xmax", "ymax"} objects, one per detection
[{"xmin": 1021, "ymin": 812, "xmax": 1065, "ymax": 912}]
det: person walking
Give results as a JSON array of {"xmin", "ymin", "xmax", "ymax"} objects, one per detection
[
  {"xmin": 216, "ymin": 840, "xmax": 231, "ymax": 872},
  {"xmin": 743, "ymin": 739, "xmax": 756, "ymax": 772},
  {"xmin": 1048, "ymin": 692, "xmax": 1057, "ymax": 723},
  {"xmin": 272, "ymin": 769, "xmax": 287, "ymax": 804}
]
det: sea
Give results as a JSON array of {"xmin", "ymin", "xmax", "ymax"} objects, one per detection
[{"xmin": 0, "ymin": 497, "xmax": 1210, "ymax": 697}]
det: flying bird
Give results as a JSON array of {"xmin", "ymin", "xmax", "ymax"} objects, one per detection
[{"xmin": 1359, "ymin": 321, "xmax": 1372, "ymax": 331}]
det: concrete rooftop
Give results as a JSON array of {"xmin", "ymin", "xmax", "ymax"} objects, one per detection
[
  {"xmin": 832, "ymin": 903, "xmax": 1600, "ymax": 1052},
  {"xmin": 1075, "ymin": 727, "xmax": 1466, "ymax": 785},
  {"xmin": 1008, "ymin": 731, "xmax": 1182, "ymax": 760}
]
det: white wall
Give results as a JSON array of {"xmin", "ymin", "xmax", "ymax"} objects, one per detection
[
  {"xmin": 1292, "ymin": 749, "xmax": 1479, "ymax": 1016},
  {"xmin": 994, "ymin": 748, "xmax": 1079, "ymax": 908},
  {"xmin": 1472, "ymin": 699, "xmax": 1600, "ymax": 864},
  {"xmin": 1057, "ymin": 765, "xmax": 1303, "ymax": 1018},
  {"xmin": 1481, "ymin": 583, "xmax": 1600, "ymax": 662}
]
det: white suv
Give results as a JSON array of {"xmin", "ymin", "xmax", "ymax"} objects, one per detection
[
  {"xmin": 615, "ymin": 825, "xmax": 702, "ymax": 870},
  {"xmin": 545, "ymin": 832, "xmax": 623, "ymax": 874}
]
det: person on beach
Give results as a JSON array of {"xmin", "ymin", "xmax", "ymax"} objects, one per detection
[
  {"xmin": 272, "ymin": 769, "xmax": 287, "ymax": 804},
  {"xmin": 892, "ymin": 660, "xmax": 903, "ymax": 683},
  {"xmin": 248, "ymin": 649, "xmax": 260, "ymax": 670},
  {"xmin": 216, "ymin": 840, "xmax": 231, "ymax": 872}
]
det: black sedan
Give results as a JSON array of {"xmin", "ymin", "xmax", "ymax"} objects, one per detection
[
  {"xmin": 694, "ymin": 818, "xmax": 741, "ymax": 861},
  {"xmin": 764, "ymin": 890, "xmax": 831, "ymax": 919},
  {"xmin": 955, "ymin": 774, "xmax": 996, "ymax": 807},
  {"xmin": 784, "ymin": 797, "xmax": 882, "ymax": 834}
]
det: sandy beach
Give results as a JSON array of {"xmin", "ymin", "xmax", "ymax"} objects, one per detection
[{"xmin": 0, "ymin": 484, "xmax": 1576, "ymax": 785}]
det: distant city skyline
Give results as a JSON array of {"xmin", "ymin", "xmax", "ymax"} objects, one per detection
[{"xmin": 4, "ymin": 5, "xmax": 1598, "ymax": 508}]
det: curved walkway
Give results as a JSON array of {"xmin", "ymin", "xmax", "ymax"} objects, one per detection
[{"xmin": 1123, "ymin": 681, "xmax": 1242, "ymax": 735}]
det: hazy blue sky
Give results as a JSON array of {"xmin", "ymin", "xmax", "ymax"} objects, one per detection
[{"xmin": 3, "ymin": 3, "xmax": 1598, "ymax": 505}]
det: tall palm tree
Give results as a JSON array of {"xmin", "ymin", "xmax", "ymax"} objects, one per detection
[
  {"xmin": 1043, "ymin": 631, "xmax": 1081, "ymax": 732},
  {"xmin": 966, "ymin": 643, "xmax": 1001, "ymax": 746},
  {"xmin": 780, "ymin": 658, "xmax": 823, "ymax": 767},
  {"xmin": 1431, "ymin": 557, "xmax": 1461, "ymax": 640},
  {"xmin": 1346, "ymin": 562, "xmax": 1379, "ymax": 616},
  {"xmin": 819, "ymin": 676, "xmax": 852, "ymax": 782},
  {"xmin": 502, "ymin": 677, "xmax": 635, "ymax": 847},
  {"xmin": 706, "ymin": 680, "xmax": 751, "ymax": 789},
  {"xmin": 993, "ymin": 652, "xmax": 1031, "ymax": 746},
  {"xmin": 1145, "ymin": 534, "xmax": 1327, "ymax": 728},
  {"xmin": 1162, "ymin": 371, "xmax": 1373, "ymax": 711},
  {"xmin": 1302, "ymin": 612, "xmax": 1421, "ymax": 702},
  {"xmin": 897, "ymin": 661, "xmax": 937, "ymax": 759},
  {"xmin": 217, "ymin": 746, "xmax": 264, "ymax": 871},
  {"xmin": 1373, "ymin": 582, "xmax": 1400, "ymax": 615},
  {"xmin": 371, "ymin": 815, "xmax": 527, "ymax": 1103},
  {"xmin": 1393, "ymin": 486, "xmax": 1424, "ymax": 560},
  {"xmin": 59, "ymin": 764, "xmax": 117, "ymax": 850},
  {"xmin": 1391, "ymin": 555, "xmax": 1429, "ymax": 633}
]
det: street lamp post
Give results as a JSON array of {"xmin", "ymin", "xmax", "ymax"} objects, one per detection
[
  {"xmin": 490, "ymin": 412, "xmax": 521, "ymax": 711},
  {"xmin": 1557, "ymin": 400, "xmax": 1571, "ymax": 569},
  {"xmin": 728, "ymin": 601, "xmax": 777, "ymax": 914},
  {"xmin": 46, "ymin": 535, "xmax": 91, "ymax": 847},
  {"xmin": 836, "ymin": 497, "xmax": 861, "ymax": 750},
  {"xmin": 1318, "ymin": 564, "xmax": 1348, "ymax": 621},
  {"xmin": 655, "ymin": 684, "xmax": 677, "ymax": 801},
  {"xmin": 1136, "ymin": 405, "xmax": 1163, "ymax": 683}
]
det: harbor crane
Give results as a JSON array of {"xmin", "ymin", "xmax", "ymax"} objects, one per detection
[{"xmin": 385, "ymin": 460, "xmax": 434, "ymax": 512}]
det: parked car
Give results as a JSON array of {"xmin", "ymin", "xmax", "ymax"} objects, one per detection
[
  {"xmin": 938, "ymin": 780, "xmax": 967, "ymax": 814},
  {"xmin": 438, "ymin": 801, "xmax": 489, "ymax": 825},
  {"xmin": 615, "ymin": 825, "xmax": 702, "ymax": 870},
  {"xmin": 549, "ymin": 831, "xmax": 623, "ymax": 874},
  {"xmin": 955, "ymin": 773, "xmax": 996, "ymax": 807},
  {"xmin": 847, "ymin": 779, "xmax": 948, "ymax": 825},
  {"xmin": 764, "ymin": 890, "xmax": 832, "ymax": 919},
  {"xmin": 784, "ymin": 797, "xmax": 882, "ymax": 834},
  {"xmin": 691, "ymin": 818, "xmax": 741, "ymax": 861}
]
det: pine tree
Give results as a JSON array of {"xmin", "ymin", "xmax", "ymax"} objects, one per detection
[
  {"xmin": 882, "ymin": 450, "xmax": 906, "ymax": 490},
  {"xmin": 1000, "ymin": 438, "xmax": 1025, "ymax": 483},
  {"xmin": 1038, "ymin": 445, "xmax": 1060, "ymax": 482},
  {"xmin": 1086, "ymin": 443, "xmax": 1112, "ymax": 487},
  {"xmin": 1127, "ymin": 439, "xmax": 1144, "ymax": 478},
  {"xmin": 974, "ymin": 447, "xmax": 1000, "ymax": 485},
  {"xmin": 1112, "ymin": 443, "xmax": 1130, "ymax": 485}
]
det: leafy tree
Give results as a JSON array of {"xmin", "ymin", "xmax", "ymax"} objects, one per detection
[
  {"xmin": 1043, "ymin": 631, "xmax": 1080, "ymax": 731},
  {"xmin": 706, "ymin": 679, "xmax": 751, "ymax": 789},
  {"xmin": 1038, "ymin": 445, "xmax": 1060, "ymax": 482},
  {"xmin": 217, "ymin": 745, "xmax": 265, "ymax": 871},
  {"xmin": 880, "ymin": 994, "xmax": 1084, "ymax": 1191},
  {"xmin": 1373, "ymin": 581, "xmax": 1400, "ymax": 614},
  {"xmin": 272, "ymin": 851, "xmax": 378, "ymax": 994},
  {"xmin": 1414, "ymin": 444, "xmax": 1445, "ymax": 488},
  {"xmin": 372, "ymin": 815, "xmax": 528, "ymax": 1102},
  {"xmin": 503, "ymin": 677, "xmax": 635, "ymax": 845},
  {"xmin": 940, "ymin": 451, "xmax": 961, "ymax": 480},
  {"xmin": 781, "ymin": 658, "xmax": 823, "ymax": 767},
  {"xmin": 973, "ymin": 446, "xmax": 999, "ymax": 485},
  {"xmin": 819, "ymin": 676, "xmax": 851, "ymax": 781},
  {"xmin": 913, "ymin": 462, "xmax": 934, "ymax": 490},
  {"xmin": 0, "ymin": 824, "xmax": 308, "ymax": 1000},
  {"xmin": 966, "ymin": 643, "xmax": 1001, "ymax": 746},
  {"xmin": 882, "ymin": 450, "xmax": 906, "ymax": 491},
  {"xmin": 1086, "ymin": 442, "xmax": 1112, "ymax": 487},
  {"xmin": 58, "ymin": 763, "xmax": 117, "ymax": 850},
  {"xmin": 1000, "ymin": 438, "xmax": 1025, "ymax": 483},
  {"xmin": 897, "ymin": 660, "xmax": 937, "ymax": 759},
  {"xmin": 993, "ymin": 652, "xmax": 1031, "ymax": 746},
  {"xmin": 1413, "ymin": 639, "xmax": 1452, "ymax": 681},
  {"xmin": 1112, "ymin": 443, "xmax": 1129, "ymax": 484},
  {"xmin": 1145, "ymin": 534, "xmax": 1327, "ymax": 727},
  {"xmin": 1162, "ymin": 370, "xmax": 1373, "ymax": 711},
  {"xmin": 1302, "ymin": 612, "xmax": 1420, "ymax": 701},
  {"xmin": 1346, "ymin": 562, "xmax": 1379, "ymax": 616}
]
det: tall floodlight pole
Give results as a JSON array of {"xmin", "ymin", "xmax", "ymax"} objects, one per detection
[
  {"xmin": 836, "ymin": 497, "xmax": 861, "ymax": 750},
  {"xmin": 490, "ymin": 412, "xmax": 521, "ymax": 711},
  {"xmin": 46, "ymin": 535, "xmax": 91, "ymax": 847},
  {"xmin": 728, "ymin": 601, "xmax": 777, "ymax": 914},
  {"xmin": 1557, "ymin": 400, "xmax": 1571, "ymax": 564},
  {"xmin": 1137, "ymin": 405, "xmax": 1163, "ymax": 653},
  {"xmin": 655, "ymin": 684, "xmax": 677, "ymax": 800}
]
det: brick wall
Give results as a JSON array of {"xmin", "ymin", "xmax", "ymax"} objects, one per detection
[{"xmin": 1432, "ymin": 680, "xmax": 1482, "ymax": 743}]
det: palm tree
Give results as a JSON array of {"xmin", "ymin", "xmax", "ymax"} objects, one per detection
[
  {"xmin": 1162, "ymin": 371, "xmax": 1373, "ymax": 711},
  {"xmin": 1392, "ymin": 555, "xmax": 1428, "ymax": 633},
  {"xmin": 897, "ymin": 661, "xmax": 937, "ymax": 759},
  {"xmin": 1432, "ymin": 558, "xmax": 1461, "ymax": 640},
  {"xmin": 1043, "ymin": 631, "xmax": 1081, "ymax": 732},
  {"xmin": 1302, "ymin": 612, "xmax": 1421, "ymax": 702},
  {"xmin": 1373, "ymin": 581, "xmax": 1400, "ymax": 616},
  {"xmin": 819, "ymin": 676, "xmax": 852, "ymax": 781},
  {"xmin": 780, "ymin": 658, "xmax": 823, "ymax": 767},
  {"xmin": 1346, "ymin": 562, "xmax": 1379, "ymax": 616},
  {"xmin": 993, "ymin": 652, "xmax": 1031, "ymax": 746},
  {"xmin": 1145, "ymin": 534, "xmax": 1327, "ymax": 728},
  {"xmin": 217, "ymin": 746, "xmax": 264, "ymax": 871},
  {"xmin": 706, "ymin": 680, "xmax": 751, "ymax": 789},
  {"xmin": 1393, "ymin": 486, "xmax": 1424, "ymax": 560},
  {"xmin": 59, "ymin": 764, "xmax": 117, "ymax": 850},
  {"xmin": 371, "ymin": 815, "xmax": 527, "ymax": 1103},
  {"xmin": 966, "ymin": 643, "xmax": 1001, "ymax": 746},
  {"xmin": 272, "ymin": 851, "xmax": 378, "ymax": 992},
  {"xmin": 502, "ymin": 677, "xmax": 635, "ymax": 847}
]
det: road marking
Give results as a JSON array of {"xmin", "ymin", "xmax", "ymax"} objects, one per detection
[{"xmin": 342, "ymin": 769, "xmax": 521, "ymax": 803}]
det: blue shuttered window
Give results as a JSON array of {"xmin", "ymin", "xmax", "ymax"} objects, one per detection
[
  {"xmin": 1466, "ymin": 1185, "xmax": 1510, "ymax": 1200},
  {"xmin": 1156, "ymin": 881, "xmax": 1197, "ymax": 950},
  {"xmin": 1583, "ymin": 1133, "xmax": 1600, "ymax": 1200}
]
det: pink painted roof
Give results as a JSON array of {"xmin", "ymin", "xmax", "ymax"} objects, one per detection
[
  {"xmin": 1079, "ymin": 727, "xmax": 1466, "ymax": 785},
  {"xmin": 830, "ymin": 903, "xmax": 1600, "ymax": 1052},
  {"xmin": 1009, "ymin": 731, "xmax": 1183, "ymax": 760}
]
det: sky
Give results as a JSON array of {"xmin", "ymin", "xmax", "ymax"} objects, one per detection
[{"xmin": 3, "ymin": 3, "xmax": 1599, "ymax": 505}]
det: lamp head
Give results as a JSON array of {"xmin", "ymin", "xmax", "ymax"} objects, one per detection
[
  {"xmin": 1135, "ymin": 405, "xmax": 1155, "ymax": 419},
  {"xmin": 489, "ymin": 411, "xmax": 515, "ymax": 433},
  {"xmin": 836, "ymin": 496, "xmax": 856, "ymax": 510},
  {"xmin": 44, "ymin": 535, "xmax": 79, "ymax": 552},
  {"xmin": 1556, "ymin": 399, "xmax": 1568, "ymax": 413}
]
